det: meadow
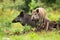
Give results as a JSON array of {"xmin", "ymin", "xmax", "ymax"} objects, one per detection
[
  {"xmin": 0, "ymin": 0, "xmax": 60, "ymax": 40},
  {"xmin": 0, "ymin": 10, "xmax": 60, "ymax": 40}
]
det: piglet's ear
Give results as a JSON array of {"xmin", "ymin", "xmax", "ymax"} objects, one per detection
[{"xmin": 36, "ymin": 9, "xmax": 39, "ymax": 13}]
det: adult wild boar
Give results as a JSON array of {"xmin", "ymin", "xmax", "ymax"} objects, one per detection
[{"xmin": 12, "ymin": 11, "xmax": 36, "ymax": 27}]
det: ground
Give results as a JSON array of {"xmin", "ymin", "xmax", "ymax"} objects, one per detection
[
  {"xmin": 0, "ymin": 30, "xmax": 60, "ymax": 40},
  {"xmin": 0, "ymin": 10, "xmax": 60, "ymax": 40}
]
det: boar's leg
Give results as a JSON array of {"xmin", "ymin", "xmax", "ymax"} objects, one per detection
[{"xmin": 45, "ymin": 21, "xmax": 49, "ymax": 31}]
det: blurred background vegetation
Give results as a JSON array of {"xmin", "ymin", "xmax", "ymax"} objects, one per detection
[{"xmin": 0, "ymin": 0, "xmax": 60, "ymax": 40}]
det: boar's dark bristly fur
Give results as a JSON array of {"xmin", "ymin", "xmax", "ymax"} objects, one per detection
[{"xmin": 12, "ymin": 11, "xmax": 36, "ymax": 27}]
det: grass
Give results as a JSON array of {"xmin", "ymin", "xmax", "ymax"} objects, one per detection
[
  {"xmin": 0, "ymin": 30, "xmax": 60, "ymax": 40},
  {"xmin": 0, "ymin": 1, "xmax": 60, "ymax": 40},
  {"xmin": 0, "ymin": 10, "xmax": 60, "ymax": 40},
  {"xmin": 0, "ymin": 3, "xmax": 60, "ymax": 40},
  {"xmin": 46, "ymin": 10, "xmax": 60, "ymax": 21}
]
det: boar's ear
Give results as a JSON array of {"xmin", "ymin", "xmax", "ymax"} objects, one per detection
[
  {"xmin": 36, "ymin": 9, "xmax": 39, "ymax": 13},
  {"xmin": 19, "ymin": 11, "xmax": 25, "ymax": 17}
]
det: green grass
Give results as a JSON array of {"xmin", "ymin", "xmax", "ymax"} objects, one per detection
[
  {"xmin": 0, "ymin": 10, "xmax": 60, "ymax": 40},
  {"xmin": 0, "ymin": 31, "xmax": 60, "ymax": 40},
  {"xmin": 0, "ymin": 1, "xmax": 60, "ymax": 40},
  {"xmin": 46, "ymin": 10, "xmax": 60, "ymax": 21}
]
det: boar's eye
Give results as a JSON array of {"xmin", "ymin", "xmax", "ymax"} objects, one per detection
[{"xmin": 35, "ymin": 13, "xmax": 37, "ymax": 15}]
